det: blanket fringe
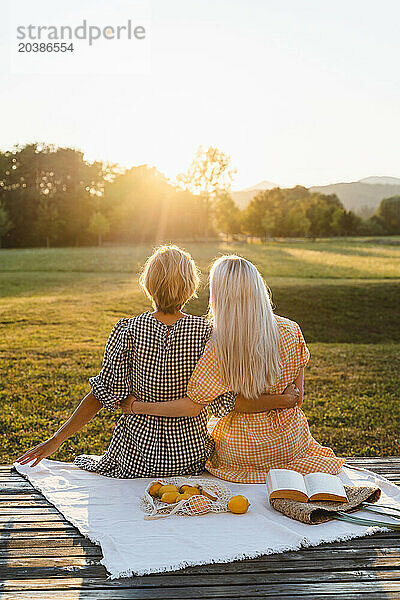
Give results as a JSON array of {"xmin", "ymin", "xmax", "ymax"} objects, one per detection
[{"xmin": 105, "ymin": 526, "xmax": 382, "ymax": 579}]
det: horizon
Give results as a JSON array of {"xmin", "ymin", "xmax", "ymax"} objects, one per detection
[
  {"xmin": 2, "ymin": 0, "xmax": 400, "ymax": 189},
  {"xmin": 4, "ymin": 140, "xmax": 400, "ymax": 192}
]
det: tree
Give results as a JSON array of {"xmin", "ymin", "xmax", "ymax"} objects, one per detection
[
  {"xmin": 34, "ymin": 197, "xmax": 64, "ymax": 247},
  {"xmin": 242, "ymin": 188, "xmax": 285, "ymax": 239},
  {"xmin": 305, "ymin": 193, "xmax": 344, "ymax": 239},
  {"xmin": 0, "ymin": 144, "xmax": 110, "ymax": 248},
  {"xmin": 88, "ymin": 212, "xmax": 110, "ymax": 246},
  {"xmin": 213, "ymin": 194, "xmax": 241, "ymax": 241},
  {"xmin": 375, "ymin": 196, "xmax": 400, "ymax": 234},
  {"xmin": 0, "ymin": 202, "xmax": 12, "ymax": 248},
  {"xmin": 177, "ymin": 146, "xmax": 236, "ymax": 237},
  {"xmin": 333, "ymin": 209, "xmax": 362, "ymax": 236},
  {"xmin": 242, "ymin": 194, "xmax": 270, "ymax": 238}
]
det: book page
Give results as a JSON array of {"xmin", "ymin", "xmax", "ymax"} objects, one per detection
[
  {"xmin": 304, "ymin": 472, "xmax": 347, "ymax": 501},
  {"xmin": 267, "ymin": 469, "xmax": 307, "ymax": 497}
]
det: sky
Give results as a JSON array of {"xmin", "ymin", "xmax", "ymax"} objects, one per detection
[{"xmin": 1, "ymin": 0, "xmax": 400, "ymax": 189}]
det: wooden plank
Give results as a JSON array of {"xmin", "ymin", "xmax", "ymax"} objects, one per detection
[
  {"xmin": 0, "ymin": 564, "xmax": 107, "ymax": 581},
  {"xmin": 0, "ymin": 499, "xmax": 54, "ymax": 507},
  {"xmin": 0, "ymin": 547, "xmax": 102, "ymax": 559},
  {"xmin": 2, "ymin": 557, "xmax": 400, "ymax": 582},
  {"xmin": 0, "ymin": 478, "xmax": 31, "ymax": 484},
  {"xmin": 0, "ymin": 480, "xmax": 32, "ymax": 487},
  {"xmin": 346, "ymin": 456, "xmax": 400, "ymax": 464},
  {"xmin": 1, "ymin": 569, "xmax": 400, "ymax": 589},
  {"xmin": 1, "ymin": 580, "xmax": 400, "ymax": 599},
  {"xmin": 1, "ymin": 534, "xmax": 398, "ymax": 556},
  {"xmin": 346, "ymin": 463, "xmax": 400, "ymax": 468},
  {"xmin": 2, "ymin": 527, "xmax": 395, "ymax": 547},
  {"xmin": 1, "ymin": 547, "xmax": 399, "ymax": 572},
  {"xmin": 0, "ymin": 494, "xmax": 48, "ymax": 501},
  {"xmin": 0, "ymin": 514, "xmax": 69, "ymax": 523},
  {"xmin": 0, "ymin": 508, "xmax": 62, "ymax": 515},
  {"xmin": 0, "ymin": 522, "xmax": 76, "ymax": 531},
  {"xmin": 0, "ymin": 534, "xmax": 95, "ymax": 548},
  {"xmin": 0, "ymin": 487, "xmax": 35, "ymax": 494}
]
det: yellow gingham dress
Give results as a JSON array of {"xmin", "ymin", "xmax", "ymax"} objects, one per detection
[{"xmin": 187, "ymin": 315, "xmax": 345, "ymax": 483}]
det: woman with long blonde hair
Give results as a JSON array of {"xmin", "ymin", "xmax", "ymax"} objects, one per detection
[{"xmin": 129, "ymin": 254, "xmax": 344, "ymax": 483}]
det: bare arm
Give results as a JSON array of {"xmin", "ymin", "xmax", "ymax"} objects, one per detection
[
  {"xmin": 233, "ymin": 372, "xmax": 304, "ymax": 414},
  {"xmin": 16, "ymin": 392, "xmax": 103, "ymax": 466},
  {"xmin": 122, "ymin": 396, "xmax": 204, "ymax": 417},
  {"xmin": 233, "ymin": 391, "xmax": 297, "ymax": 413}
]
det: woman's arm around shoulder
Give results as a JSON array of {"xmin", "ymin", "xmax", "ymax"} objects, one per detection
[
  {"xmin": 120, "ymin": 396, "xmax": 204, "ymax": 417},
  {"xmin": 233, "ymin": 379, "xmax": 302, "ymax": 413}
]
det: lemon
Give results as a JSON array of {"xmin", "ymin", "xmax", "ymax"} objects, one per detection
[
  {"xmin": 175, "ymin": 492, "xmax": 191, "ymax": 502},
  {"xmin": 148, "ymin": 483, "xmax": 162, "ymax": 497},
  {"xmin": 227, "ymin": 495, "xmax": 250, "ymax": 514},
  {"xmin": 183, "ymin": 486, "xmax": 202, "ymax": 497},
  {"xmin": 160, "ymin": 491, "xmax": 180, "ymax": 504},
  {"xmin": 180, "ymin": 484, "xmax": 199, "ymax": 493},
  {"xmin": 179, "ymin": 492, "xmax": 192, "ymax": 500},
  {"xmin": 157, "ymin": 484, "xmax": 179, "ymax": 498}
]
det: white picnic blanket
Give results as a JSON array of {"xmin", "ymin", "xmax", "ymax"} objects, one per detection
[{"xmin": 13, "ymin": 459, "xmax": 400, "ymax": 578}]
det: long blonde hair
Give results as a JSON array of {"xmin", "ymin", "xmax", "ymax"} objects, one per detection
[{"xmin": 208, "ymin": 255, "xmax": 281, "ymax": 399}]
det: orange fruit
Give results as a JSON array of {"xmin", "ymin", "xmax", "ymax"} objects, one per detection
[{"xmin": 227, "ymin": 495, "xmax": 250, "ymax": 514}]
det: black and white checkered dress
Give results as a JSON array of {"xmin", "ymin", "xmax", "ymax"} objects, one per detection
[{"xmin": 74, "ymin": 311, "xmax": 235, "ymax": 478}]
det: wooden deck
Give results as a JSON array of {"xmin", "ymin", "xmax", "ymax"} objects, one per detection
[{"xmin": 0, "ymin": 458, "xmax": 399, "ymax": 599}]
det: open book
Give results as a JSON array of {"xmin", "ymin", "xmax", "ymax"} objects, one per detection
[{"xmin": 266, "ymin": 469, "xmax": 348, "ymax": 503}]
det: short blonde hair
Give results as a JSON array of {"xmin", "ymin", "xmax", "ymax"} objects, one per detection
[{"xmin": 139, "ymin": 245, "xmax": 200, "ymax": 313}]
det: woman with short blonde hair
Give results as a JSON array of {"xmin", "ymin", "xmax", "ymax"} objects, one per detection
[{"xmin": 130, "ymin": 254, "xmax": 345, "ymax": 483}]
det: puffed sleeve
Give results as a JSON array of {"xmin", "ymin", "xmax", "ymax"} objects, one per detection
[
  {"xmin": 89, "ymin": 318, "xmax": 133, "ymax": 412},
  {"xmin": 295, "ymin": 322, "xmax": 310, "ymax": 368},
  {"xmin": 187, "ymin": 343, "xmax": 236, "ymax": 416}
]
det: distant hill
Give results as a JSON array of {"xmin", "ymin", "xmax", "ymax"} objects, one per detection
[
  {"xmin": 310, "ymin": 177, "xmax": 400, "ymax": 216},
  {"xmin": 231, "ymin": 176, "xmax": 400, "ymax": 216},
  {"xmin": 231, "ymin": 180, "xmax": 278, "ymax": 209},
  {"xmin": 359, "ymin": 176, "xmax": 400, "ymax": 186}
]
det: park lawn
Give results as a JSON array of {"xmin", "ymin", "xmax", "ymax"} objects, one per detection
[
  {"xmin": 1, "ymin": 237, "xmax": 400, "ymax": 278},
  {"xmin": 0, "ymin": 239, "xmax": 399, "ymax": 463}
]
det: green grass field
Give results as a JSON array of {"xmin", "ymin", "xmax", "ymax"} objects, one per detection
[{"xmin": 1, "ymin": 238, "xmax": 399, "ymax": 463}]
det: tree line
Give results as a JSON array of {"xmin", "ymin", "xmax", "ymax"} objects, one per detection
[{"xmin": 0, "ymin": 143, "xmax": 399, "ymax": 248}]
